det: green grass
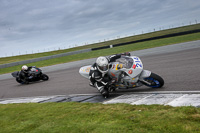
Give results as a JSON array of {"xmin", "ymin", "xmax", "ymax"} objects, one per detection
[
  {"xmin": 0, "ymin": 102, "xmax": 200, "ymax": 133},
  {"xmin": 1, "ymin": 23, "xmax": 200, "ymax": 65},
  {"xmin": 1, "ymin": 32, "xmax": 200, "ymax": 74}
]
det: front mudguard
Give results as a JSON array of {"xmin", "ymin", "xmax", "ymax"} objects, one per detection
[{"xmin": 139, "ymin": 70, "xmax": 151, "ymax": 80}]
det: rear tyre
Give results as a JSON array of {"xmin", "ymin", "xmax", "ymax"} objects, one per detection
[
  {"xmin": 41, "ymin": 74, "xmax": 49, "ymax": 81},
  {"xmin": 143, "ymin": 73, "xmax": 164, "ymax": 88}
]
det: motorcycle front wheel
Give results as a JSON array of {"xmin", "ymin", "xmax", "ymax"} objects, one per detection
[
  {"xmin": 143, "ymin": 73, "xmax": 164, "ymax": 88},
  {"xmin": 16, "ymin": 78, "xmax": 25, "ymax": 84},
  {"xmin": 41, "ymin": 74, "xmax": 49, "ymax": 81}
]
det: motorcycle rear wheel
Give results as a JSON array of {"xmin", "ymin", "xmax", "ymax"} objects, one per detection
[{"xmin": 143, "ymin": 73, "xmax": 164, "ymax": 88}]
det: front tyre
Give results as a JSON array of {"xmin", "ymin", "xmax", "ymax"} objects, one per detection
[
  {"xmin": 143, "ymin": 73, "xmax": 164, "ymax": 88},
  {"xmin": 41, "ymin": 74, "xmax": 49, "ymax": 81},
  {"xmin": 16, "ymin": 78, "xmax": 26, "ymax": 84}
]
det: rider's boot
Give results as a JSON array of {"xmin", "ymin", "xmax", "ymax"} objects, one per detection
[
  {"xmin": 95, "ymin": 82, "xmax": 109, "ymax": 98},
  {"xmin": 100, "ymin": 88, "xmax": 109, "ymax": 98}
]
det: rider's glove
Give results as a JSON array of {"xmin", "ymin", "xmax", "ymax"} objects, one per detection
[
  {"xmin": 89, "ymin": 82, "xmax": 95, "ymax": 87},
  {"xmin": 110, "ymin": 79, "xmax": 116, "ymax": 84}
]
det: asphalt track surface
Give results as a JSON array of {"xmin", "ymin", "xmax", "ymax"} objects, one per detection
[{"xmin": 0, "ymin": 40, "xmax": 200, "ymax": 99}]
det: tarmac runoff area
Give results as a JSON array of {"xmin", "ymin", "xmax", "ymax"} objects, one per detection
[
  {"xmin": 1, "ymin": 40, "xmax": 200, "ymax": 107},
  {"xmin": 0, "ymin": 91, "xmax": 200, "ymax": 107}
]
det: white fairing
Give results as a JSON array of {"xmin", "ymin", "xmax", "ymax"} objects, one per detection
[
  {"xmin": 79, "ymin": 65, "xmax": 91, "ymax": 79},
  {"xmin": 79, "ymin": 56, "xmax": 153, "ymax": 89},
  {"xmin": 129, "ymin": 56, "xmax": 143, "ymax": 77}
]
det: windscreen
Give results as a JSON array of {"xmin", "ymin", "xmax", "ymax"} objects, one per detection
[
  {"xmin": 116, "ymin": 57, "xmax": 133, "ymax": 69},
  {"xmin": 31, "ymin": 68, "xmax": 37, "ymax": 72}
]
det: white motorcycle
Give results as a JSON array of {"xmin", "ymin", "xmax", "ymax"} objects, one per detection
[{"xmin": 79, "ymin": 55, "xmax": 164, "ymax": 93}]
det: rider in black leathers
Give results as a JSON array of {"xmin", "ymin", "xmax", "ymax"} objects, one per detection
[
  {"xmin": 19, "ymin": 65, "xmax": 34, "ymax": 84},
  {"xmin": 89, "ymin": 52, "xmax": 130, "ymax": 98}
]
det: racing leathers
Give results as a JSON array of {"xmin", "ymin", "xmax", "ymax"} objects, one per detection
[
  {"xmin": 19, "ymin": 66, "xmax": 33, "ymax": 83},
  {"xmin": 89, "ymin": 53, "xmax": 130, "ymax": 97}
]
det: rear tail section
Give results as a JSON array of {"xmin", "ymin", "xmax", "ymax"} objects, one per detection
[
  {"xmin": 79, "ymin": 65, "xmax": 91, "ymax": 79},
  {"xmin": 11, "ymin": 71, "xmax": 19, "ymax": 78}
]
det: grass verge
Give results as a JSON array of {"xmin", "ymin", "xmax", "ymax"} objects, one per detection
[
  {"xmin": 0, "ymin": 32, "xmax": 200, "ymax": 74},
  {"xmin": 0, "ymin": 102, "xmax": 200, "ymax": 133}
]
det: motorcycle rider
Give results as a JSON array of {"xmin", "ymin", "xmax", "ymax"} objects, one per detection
[
  {"xmin": 19, "ymin": 65, "xmax": 34, "ymax": 84},
  {"xmin": 89, "ymin": 52, "xmax": 131, "ymax": 98}
]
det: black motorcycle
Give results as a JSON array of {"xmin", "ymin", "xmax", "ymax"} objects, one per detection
[{"xmin": 11, "ymin": 66, "xmax": 49, "ymax": 84}]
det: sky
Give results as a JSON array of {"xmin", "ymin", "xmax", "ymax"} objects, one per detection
[{"xmin": 0, "ymin": 0, "xmax": 200, "ymax": 57}]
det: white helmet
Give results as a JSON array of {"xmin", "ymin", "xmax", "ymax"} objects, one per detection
[
  {"xmin": 22, "ymin": 65, "xmax": 28, "ymax": 71},
  {"xmin": 96, "ymin": 56, "xmax": 109, "ymax": 74}
]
